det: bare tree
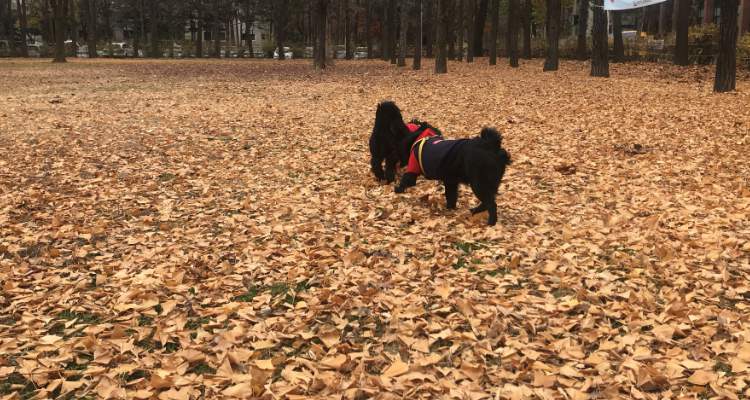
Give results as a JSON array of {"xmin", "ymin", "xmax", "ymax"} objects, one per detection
[
  {"xmin": 590, "ymin": 0, "xmax": 609, "ymax": 77},
  {"xmin": 466, "ymin": 0, "xmax": 475, "ymax": 62},
  {"xmin": 543, "ymin": 0, "xmax": 560, "ymax": 71},
  {"xmin": 521, "ymin": 0, "xmax": 531, "ymax": 58},
  {"xmin": 50, "ymin": 0, "xmax": 68, "ymax": 63},
  {"xmin": 150, "ymin": 0, "xmax": 159, "ymax": 57},
  {"xmin": 508, "ymin": 0, "xmax": 518, "ymax": 67},
  {"xmin": 435, "ymin": 0, "xmax": 448, "ymax": 73},
  {"xmin": 16, "ymin": 0, "xmax": 28, "ymax": 57},
  {"xmin": 612, "ymin": 10, "xmax": 624, "ymax": 61},
  {"xmin": 413, "ymin": 0, "xmax": 422, "ymax": 69},
  {"xmin": 397, "ymin": 0, "xmax": 407, "ymax": 66},
  {"xmin": 576, "ymin": 0, "xmax": 588, "ymax": 59},
  {"xmin": 314, "ymin": 0, "xmax": 328, "ymax": 69},
  {"xmin": 714, "ymin": 0, "xmax": 737, "ymax": 92},
  {"xmin": 488, "ymin": 0, "xmax": 498, "ymax": 64},
  {"xmin": 673, "ymin": 0, "xmax": 688, "ymax": 65}
]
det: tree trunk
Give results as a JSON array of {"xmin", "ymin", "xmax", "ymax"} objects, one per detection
[
  {"xmin": 414, "ymin": 0, "xmax": 423, "ymax": 69},
  {"xmin": 456, "ymin": 0, "xmax": 464, "ymax": 60},
  {"xmin": 576, "ymin": 0, "xmax": 588, "ymax": 59},
  {"xmin": 85, "ymin": 0, "xmax": 97, "ymax": 57},
  {"xmin": 245, "ymin": 0, "xmax": 253, "ymax": 57},
  {"xmin": 488, "ymin": 0, "xmax": 498, "ymax": 64},
  {"xmin": 473, "ymin": 0, "xmax": 488, "ymax": 56},
  {"xmin": 508, "ymin": 0, "xmax": 519, "ymax": 67},
  {"xmin": 435, "ymin": 0, "xmax": 448, "ymax": 72},
  {"xmin": 397, "ymin": 0, "xmax": 407, "ymax": 65},
  {"xmin": 138, "ymin": 0, "xmax": 145, "ymax": 56},
  {"xmin": 590, "ymin": 0, "xmax": 609, "ymax": 77},
  {"xmin": 425, "ymin": 0, "xmax": 434, "ymax": 57},
  {"xmin": 673, "ymin": 0, "xmax": 689, "ymax": 65},
  {"xmin": 543, "ymin": 0, "xmax": 560, "ymax": 70},
  {"xmin": 658, "ymin": 0, "xmax": 670, "ymax": 36},
  {"xmin": 703, "ymin": 0, "xmax": 715, "ymax": 23},
  {"xmin": 345, "ymin": 0, "xmax": 354, "ymax": 59},
  {"xmin": 522, "ymin": 0, "xmax": 532, "ymax": 58},
  {"xmin": 365, "ymin": 0, "xmax": 372, "ymax": 58},
  {"xmin": 196, "ymin": 17, "xmax": 203, "ymax": 57},
  {"xmin": 388, "ymin": 0, "xmax": 397, "ymax": 63},
  {"xmin": 672, "ymin": 0, "xmax": 679, "ymax": 33},
  {"xmin": 315, "ymin": 0, "xmax": 328, "ymax": 69},
  {"xmin": 150, "ymin": 0, "xmax": 159, "ymax": 57},
  {"xmin": 612, "ymin": 11, "xmax": 624, "ymax": 61},
  {"xmin": 51, "ymin": 0, "xmax": 67, "ymax": 62},
  {"xmin": 447, "ymin": 0, "xmax": 456, "ymax": 59},
  {"xmin": 274, "ymin": 0, "xmax": 288, "ymax": 60},
  {"xmin": 16, "ymin": 0, "xmax": 28, "ymax": 57},
  {"xmin": 466, "ymin": 0, "xmax": 475, "ymax": 61},
  {"xmin": 381, "ymin": 1, "xmax": 388, "ymax": 59},
  {"xmin": 714, "ymin": 0, "xmax": 737, "ymax": 91}
]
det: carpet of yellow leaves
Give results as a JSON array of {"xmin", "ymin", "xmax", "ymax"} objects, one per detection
[{"xmin": 0, "ymin": 58, "xmax": 749, "ymax": 399}]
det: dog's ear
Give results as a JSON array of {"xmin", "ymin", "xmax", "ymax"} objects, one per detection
[{"xmin": 480, "ymin": 127, "xmax": 502, "ymax": 147}]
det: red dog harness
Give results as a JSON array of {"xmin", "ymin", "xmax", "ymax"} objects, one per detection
[{"xmin": 405, "ymin": 123, "xmax": 439, "ymax": 176}]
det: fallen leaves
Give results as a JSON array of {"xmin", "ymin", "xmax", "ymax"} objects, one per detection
[{"xmin": 0, "ymin": 58, "xmax": 749, "ymax": 399}]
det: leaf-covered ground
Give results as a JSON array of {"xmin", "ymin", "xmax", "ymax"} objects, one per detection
[{"xmin": 0, "ymin": 58, "xmax": 749, "ymax": 400}]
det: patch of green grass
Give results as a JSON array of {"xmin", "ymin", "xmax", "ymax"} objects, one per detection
[
  {"xmin": 118, "ymin": 369, "xmax": 149, "ymax": 383},
  {"xmin": 232, "ymin": 285, "xmax": 260, "ymax": 302},
  {"xmin": 714, "ymin": 360, "xmax": 733, "ymax": 375},
  {"xmin": 185, "ymin": 316, "xmax": 211, "ymax": 330},
  {"xmin": 187, "ymin": 362, "xmax": 216, "ymax": 375},
  {"xmin": 158, "ymin": 173, "xmax": 176, "ymax": 182},
  {"xmin": 269, "ymin": 282, "xmax": 289, "ymax": 296},
  {"xmin": 552, "ymin": 287, "xmax": 576, "ymax": 299},
  {"xmin": 138, "ymin": 315, "xmax": 154, "ymax": 327},
  {"xmin": 57, "ymin": 310, "xmax": 100, "ymax": 325},
  {"xmin": 0, "ymin": 372, "xmax": 35, "ymax": 399},
  {"xmin": 163, "ymin": 341, "xmax": 181, "ymax": 353},
  {"xmin": 453, "ymin": 257, "xmax": 467, "ymax": 270},
  {"xmin": 453, "ymin": 241, "xmax": 485, "ymax": 254}
]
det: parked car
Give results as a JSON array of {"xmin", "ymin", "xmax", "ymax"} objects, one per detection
[
  {"xmin": 273, "ymin": 46, "xmax": 293, "ymax": 59},
  {"xmin": 111, "ymin": 42, "xmax": 134, "ymax": 57},
  {"xmin": 0, "ymin": 40, "xmax": 11, "ymax": 56},
  {"xmin": 334, "ymin": 45, "xmax": 346, "ymax": 59},
  {"xmin": 27, "ymin": 43, "xmax": 41, "ymax": 57},
  {"xmin": 354, "ymin": 46, "xmax": 368, "ymax": 59}
]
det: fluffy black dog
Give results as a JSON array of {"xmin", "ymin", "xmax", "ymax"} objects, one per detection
[
  {"xmin": 395, "ymin": 127, "xmax": 511, "ymax": 226},
  {"xmin": 369, "ymin": 101, "xmax": 410, "ymax": 183}
]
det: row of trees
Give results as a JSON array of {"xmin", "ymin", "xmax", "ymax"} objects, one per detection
[{"xmin": 0, "ymin": 0, "xmax": 739, "ymax": 91}]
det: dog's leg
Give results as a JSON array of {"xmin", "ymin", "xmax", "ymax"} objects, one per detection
[
  {"xmin": 395, "ymin": 172, "xmax": 417, "ymax": 193},
  {"xmin": 444, "ymin": 181, "xmax": 458, "ymax": 209},
  {"xmin": 371, "ymin": 156, "xmax": 385, "ymax": 181},
  {"xmin": 470, "ymin": 203, "xmax": 487, "ymax": 214},
  {"xmin": 384, "ymin": 154, "xmax": 398, "ymax": 183},
  {"xmin": 486, "ymin": 200, "xmax": 498, "ymax": 226},
  {"xmin": 470, "ymin": 182, "xmax": 498, "ymax": 226}
]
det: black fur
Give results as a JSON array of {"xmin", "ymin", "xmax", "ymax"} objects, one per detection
[
  {"xmin": 395, "ymin": 127, "xmax": 511, "ymax": 226},
  {"xmin": 369, "ymin": 101, "xmax": 410, "ymax": 183}
]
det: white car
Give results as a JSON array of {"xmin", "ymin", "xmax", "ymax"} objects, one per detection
[
  {"xmin": 354, "ymin": 47, "xmax": 368, "ymax": 59},
  {"xmin": 273, "ymin": 46, "xmax": 293, "ymax": 59}
]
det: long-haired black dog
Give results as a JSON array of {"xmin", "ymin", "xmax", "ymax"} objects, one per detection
[
  {"xmin": 394, "ymin": 127, "xmax": 511, "ymax": 226},
  {"xmin": 369, "ymin": 101, "xmax": 410, "ymax": 183}
]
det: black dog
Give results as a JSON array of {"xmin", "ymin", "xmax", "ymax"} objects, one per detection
[
  {"xmin": 369, "ymin": 101, "xmax": 410, "ymax": 183},
  {"xmin": 395, "ymin": 127, "xmax": 511, "ymax": 226}
]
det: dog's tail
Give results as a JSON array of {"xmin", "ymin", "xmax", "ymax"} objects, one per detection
[{"xmin": 480, "ymin": 127, "xmax": 512, "ymax": 165}]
